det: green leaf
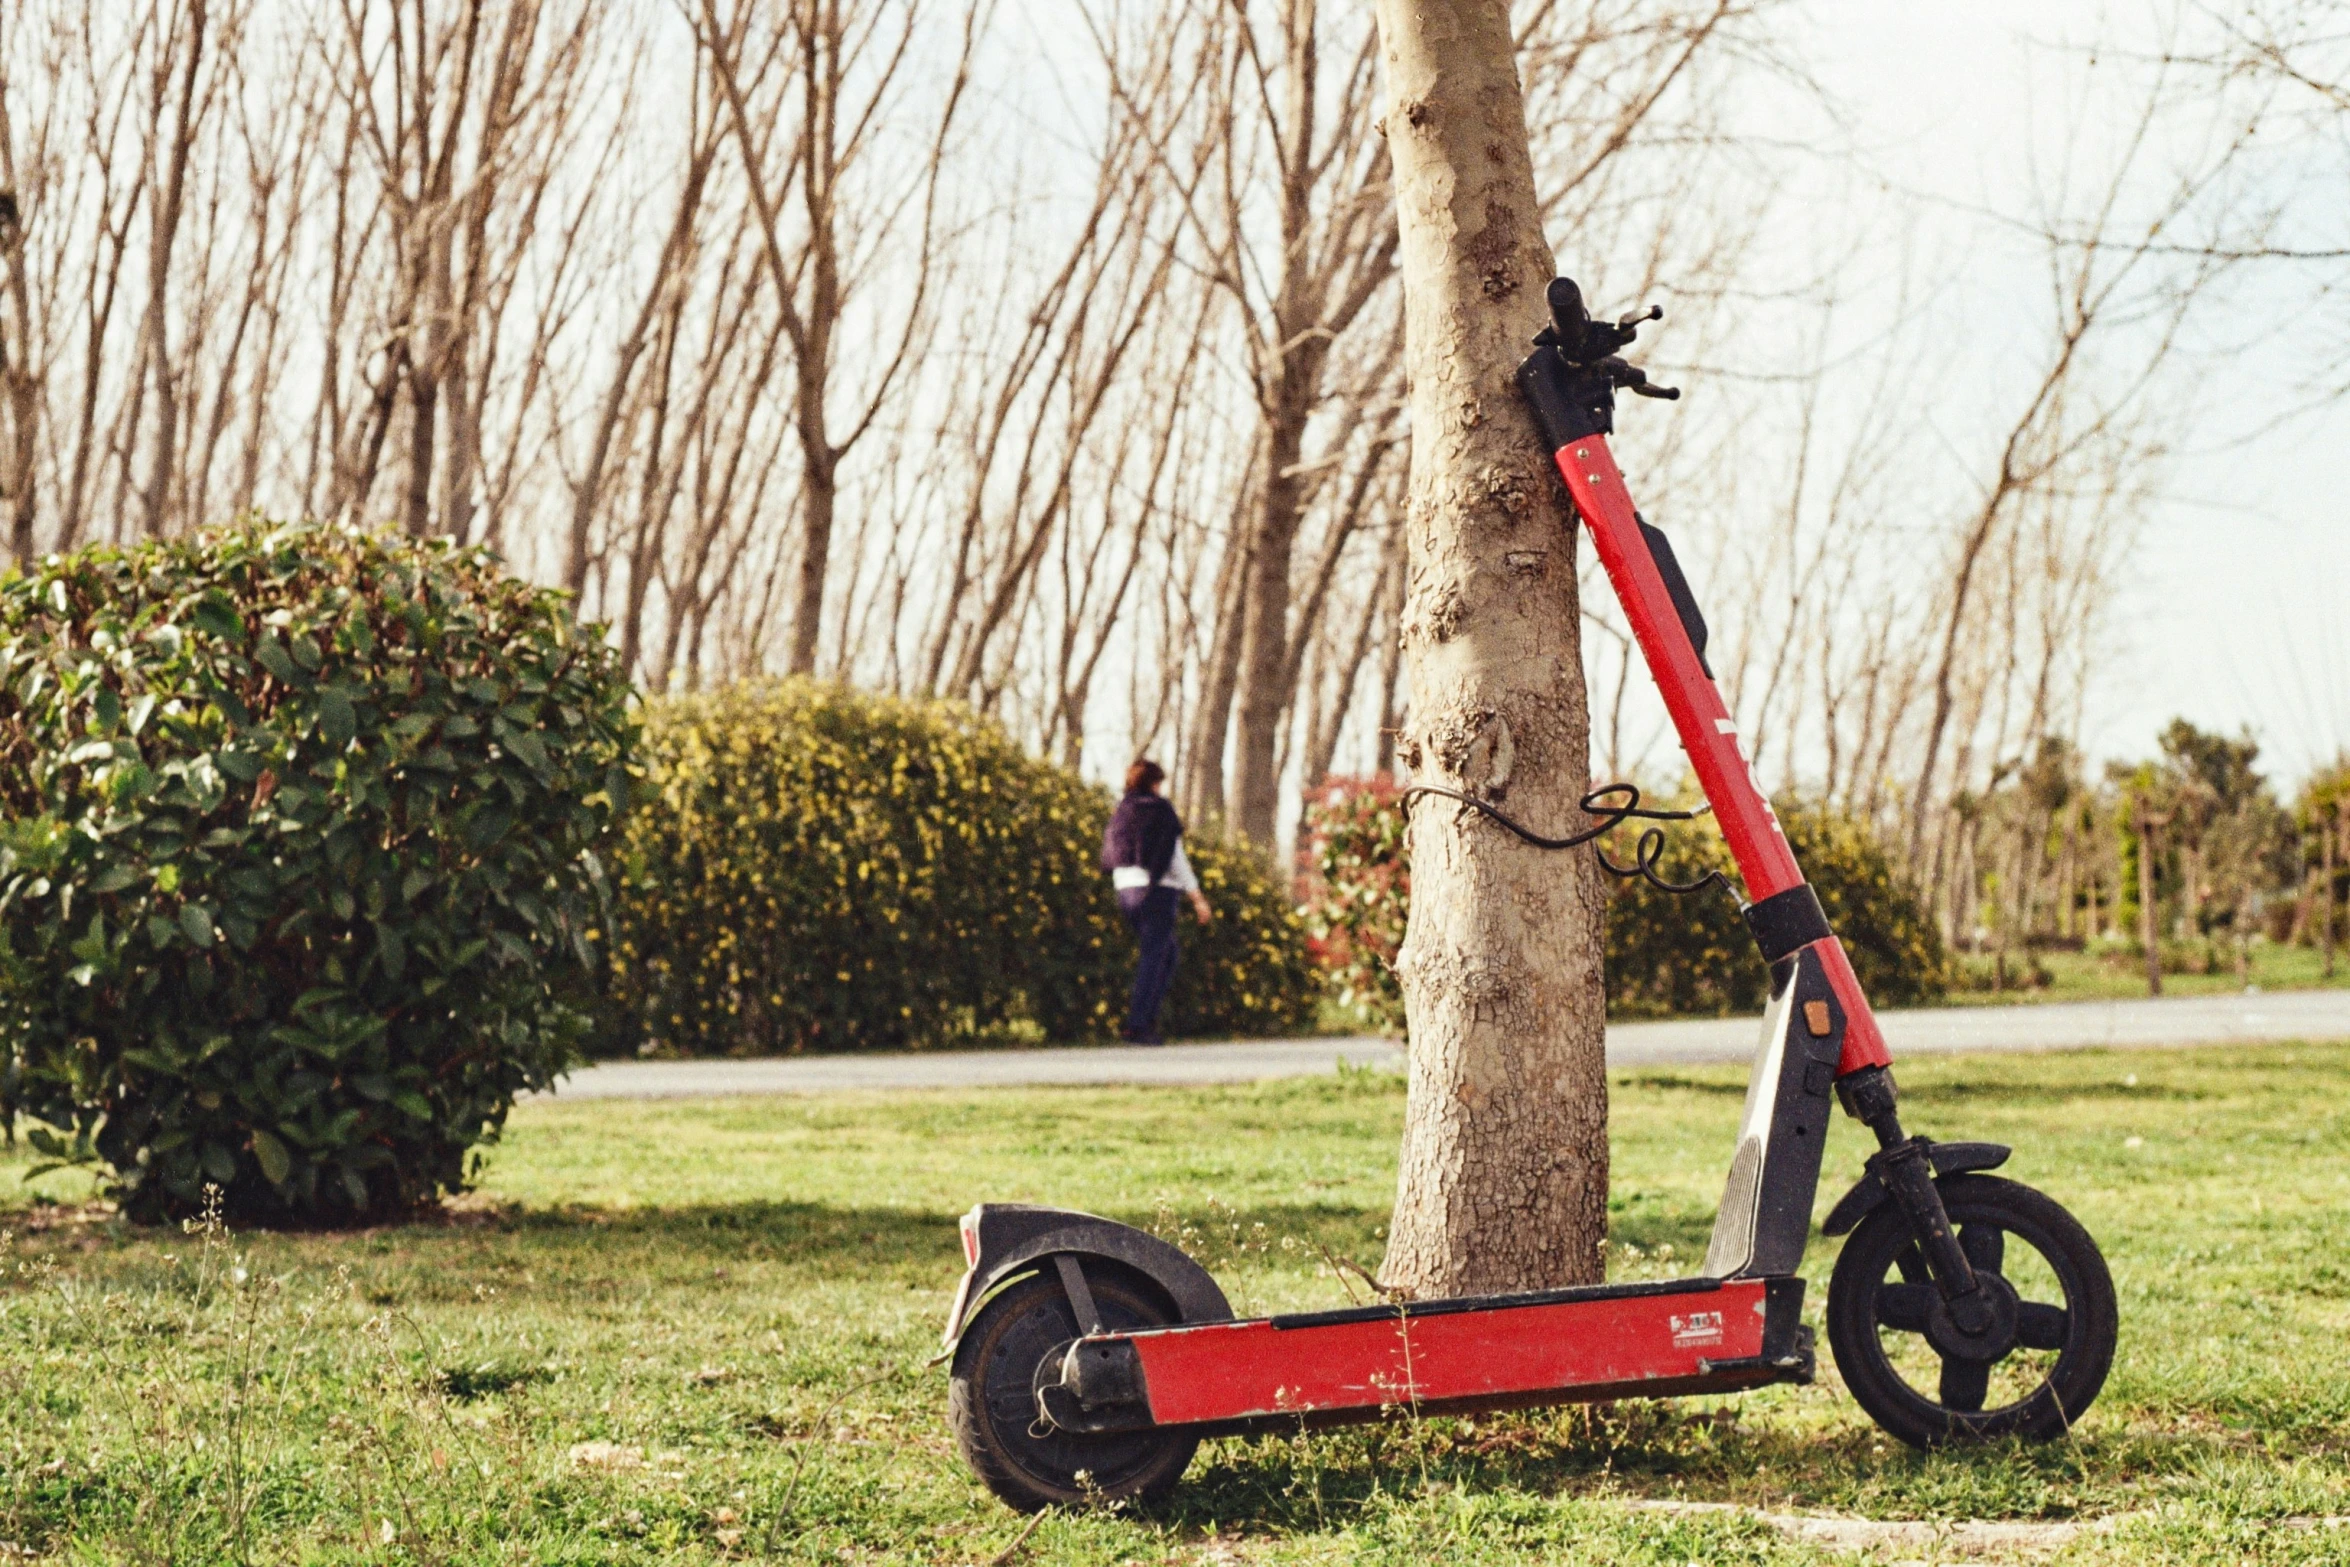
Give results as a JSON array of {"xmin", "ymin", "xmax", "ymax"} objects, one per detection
[
  {"xmin": 503, "ymin": 728, "xmax": 549, "ymax": 772},
  {"xmin": 392, "ymin": 1091, "xmax": 434, "ymax": 1122},
  {"xmin": 374, "ymin": 918, "xmax": 406, "ymax": 981},
  {"xmin": 200, "ymin": 1142, "xmax": 237, "ymax": 1185},
  {"xmin": 92, "ymin": 863, "xmax": 140, "ymax": 894},
  {"xmin": 250, "ymin": 1129, "xmax": 291, "ymax": 1185},
  {"xmin": 319, "ymin": 690, "xmax": 358, "ymax": 749},
  {"xmin": 255, "ymin": 637, "xmax": 299, "ymax": 683},
  {"xmin": 26, "ymin": 1127, "xmax": 77, "ymax": 1160},
  {"xmin": 179, "ymin": 903, "xmax": 217, "ymax": 947},
  {"xmin": 190, "ymin": 595, "xmax": 247, "ymax": 645}
]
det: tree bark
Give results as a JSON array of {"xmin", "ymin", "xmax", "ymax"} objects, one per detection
[
  {"xmin": 1228, "ymin": 388, "xmax": 1316, "ymax": 845},
  {"xmin": 2324, "ymin": 806, "xmax": 2338, "ymax": 980},
  {"xmin": 2136, "ymin": 805, "xmax": 2163, "ymax": 998},
  {"xmin": 137, "ymin": 0, "xmax": 212, "ymax": 541},
  {"xmin": 1371, "ymin": 0, "xmax": 1607, "ymax": 1299}
]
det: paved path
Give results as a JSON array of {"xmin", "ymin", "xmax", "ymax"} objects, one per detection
[{"xmin": 536, "ymin": 989, "xmax": 2350, "ymax": 1101}]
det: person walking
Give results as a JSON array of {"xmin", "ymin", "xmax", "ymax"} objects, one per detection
[{"xmin": 1101, "ymin": 759, "xmax": 1212, "ymax": 1044}]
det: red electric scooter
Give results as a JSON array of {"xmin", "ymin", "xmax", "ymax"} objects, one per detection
[{"xmin": 940, "ymin": 278, "xmax": 2118, "ymax": 1512}]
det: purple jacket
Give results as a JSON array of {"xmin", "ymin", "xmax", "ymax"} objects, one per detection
[{"xmin": 1101, "ymin": 790, "xmax": 1182, "ymax": 880}]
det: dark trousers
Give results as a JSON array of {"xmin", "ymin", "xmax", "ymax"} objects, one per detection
[{"xmin": 1118, "ymin": 886, "xmax": 1180, "ymax": 1042}]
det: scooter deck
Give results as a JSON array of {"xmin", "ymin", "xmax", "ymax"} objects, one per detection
[{"xmin": 1075, "ymin": 1273, "xmax": 1810, "ymax": 1436}]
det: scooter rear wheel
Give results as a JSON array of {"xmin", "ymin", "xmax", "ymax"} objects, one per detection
[
  {"xmin": 948, "ymin": 1265, "xmax": 1198, "ymax": 1512},
  {"xmin": 1828, "ymin": 1174, "xmax": 2116, "ymax": 1448}
]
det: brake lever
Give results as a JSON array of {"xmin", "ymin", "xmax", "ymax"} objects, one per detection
[{"xmin": 1602, "ymin": 356, "xmax": 1681, "ymax": 400}]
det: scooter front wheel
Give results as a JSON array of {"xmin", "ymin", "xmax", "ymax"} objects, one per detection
[
  {"xmin": 948, "ymin": 1266, "xmax": 1197, "ymax": 1511},
  {"xmin": 1827, "ymin": 1174, "xmax": 2116, "ymax": 1447}
]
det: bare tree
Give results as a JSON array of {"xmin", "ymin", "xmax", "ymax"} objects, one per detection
[
  {"xmin": 1372, "ymin": 0, "xmax": 1609, "ymax": 1297},
  {"xmin": 1905, "ymin": 54, "xmax": 2258, "ymax": 884},
  {"xmin": 695, "ymin": 0, "xmax": 977, "ymax": 676}
]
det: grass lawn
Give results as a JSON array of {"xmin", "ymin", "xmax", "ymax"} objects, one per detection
[
  {"xmin": 1943, "ymin": 940, "xmax": 2350, "ymax": 1008},
  {"xmin": 1317, "ymin": 943, "xmax": 2350, "ymax": 1036},
  {"xmin": 5, "ymin": 1041, "xmax": 2349, "ymax": 1564}
]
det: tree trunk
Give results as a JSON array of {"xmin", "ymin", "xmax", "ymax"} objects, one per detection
[
  {"xmin": 2324, "ymin": 808, "xmax": 2338, "ymax": 980},
  {"xmin": 1371, "ymin": 0, "xmax": 1608, "ymax": 1299},
  {"xmin": 2137, "ymin": 807, "xmax": 2162, "ymax": 997},
  {"xmin": 1, "ymin": 184, "xmax": 41, "ymax": 559},
  {"xmin": 1184, "ymin": 528, "xmax": 1252, "ymax": 821},
  {"xmin": 1374, "ymin": 540, "xmax": 1407, "ymax": 775},
  {"xmin": 138, "ymin": 0, "xmax": 211, "ymax": 541},
  {"xmin": 788, "ymin": 450, "xmax": 837, "ymax": 676},
  {"xmin": 1229, "ymin": 400, "xmax": 1314, "ymax": 846}
]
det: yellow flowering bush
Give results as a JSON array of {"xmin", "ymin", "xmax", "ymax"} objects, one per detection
[{"xmin": 600, "ymin": 681, "xmax": 1315, "ymax": 1053}]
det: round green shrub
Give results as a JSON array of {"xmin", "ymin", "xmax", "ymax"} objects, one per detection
[
  {"xmin": 0, "ymin": 522, "xmax": 633, "ymax": 1225},
  {"xmin": 603, "ymin": 681, "xmax": 1316, "ymax": 1053},
  {"xmin": 1299, "ymin": 779, "xmax": 1947, "ymax": 1030}
]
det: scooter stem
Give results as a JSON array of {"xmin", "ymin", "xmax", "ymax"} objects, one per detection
[{"xmin": 1516, "ymin": 275, "xmax": 1981, "ymax": 1313}]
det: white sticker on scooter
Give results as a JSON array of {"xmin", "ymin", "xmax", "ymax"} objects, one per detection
[
  {"xmin": 1706, "ymin": 721, "xmax": 1784, "ymax": 833},
  {"xmin": 1670, "ymin": 1310, "xmax": 1725, "ymax": 1349}
]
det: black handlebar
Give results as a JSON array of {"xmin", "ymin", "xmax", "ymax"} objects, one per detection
[
  {"xmin": 1530, "ymin": 276, "xmax": 1680, "ymax": 400},
  {"xmin": 1515, "ymin": 274, "xmax": 1683, "ymax": 447}
]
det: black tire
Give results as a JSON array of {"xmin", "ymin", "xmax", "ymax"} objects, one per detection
[
  {"xmin": 948, "ymin": 1265, "xmax": 1199, "ymax": 1512},
  {"xmin": 1828, "ymin": 1174, "xmax": 2116, "ymax": 1448}
]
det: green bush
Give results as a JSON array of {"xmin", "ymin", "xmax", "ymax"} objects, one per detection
[
  {"xmin": 1299, "ymin": 779, "xmax": 1947, "ymax": 1030},
  {"xmin": 1162, "ymin": 828, "xmax": 1322, "ymax": 1042},
  {"xmin": 602, "ymin": 681, "xmax": 1316, "ymax": 1053},
  {"xmin": 0, "ymin": 522, "xmax": 632, "ymax": 1225}
]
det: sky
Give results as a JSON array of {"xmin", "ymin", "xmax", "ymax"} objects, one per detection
[
  {"xmin": 1805, "ymin": 0, "xmax": 2350, "ymax": 788},
  {"xmin": 984, "ymin": 0, "xmax": 2349, "ymax": 799}
]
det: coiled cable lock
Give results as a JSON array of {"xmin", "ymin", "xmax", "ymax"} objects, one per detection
[{"xmin": 1396, "ymin": 781, "xmax": 1731, "ymax": 899}]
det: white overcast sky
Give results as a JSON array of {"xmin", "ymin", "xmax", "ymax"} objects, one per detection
[{"xmin": 1805, "ymin": 0, "xmax": 2350, "ymax": 787}]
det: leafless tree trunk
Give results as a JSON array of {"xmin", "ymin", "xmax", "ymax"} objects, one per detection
[
  {"xmin": 2323, "ymin": 805, "xmax": 2339, "ymax": 979},
  {"xmin": 1373, "ymin": 0, "xmax": 1608, "ymax": 1298},
  {"xmin": 2137, "ymin": 804, "xmax": 2166, "ymax": 996},
  {"xmin": 0, "ymin": 42, "xmax": 45, "ymax": 560}
]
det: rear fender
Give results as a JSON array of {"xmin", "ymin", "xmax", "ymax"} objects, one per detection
[{"xmin": 939, "ymin": 1202, "xmax": 1231, "ymax": 1353}]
